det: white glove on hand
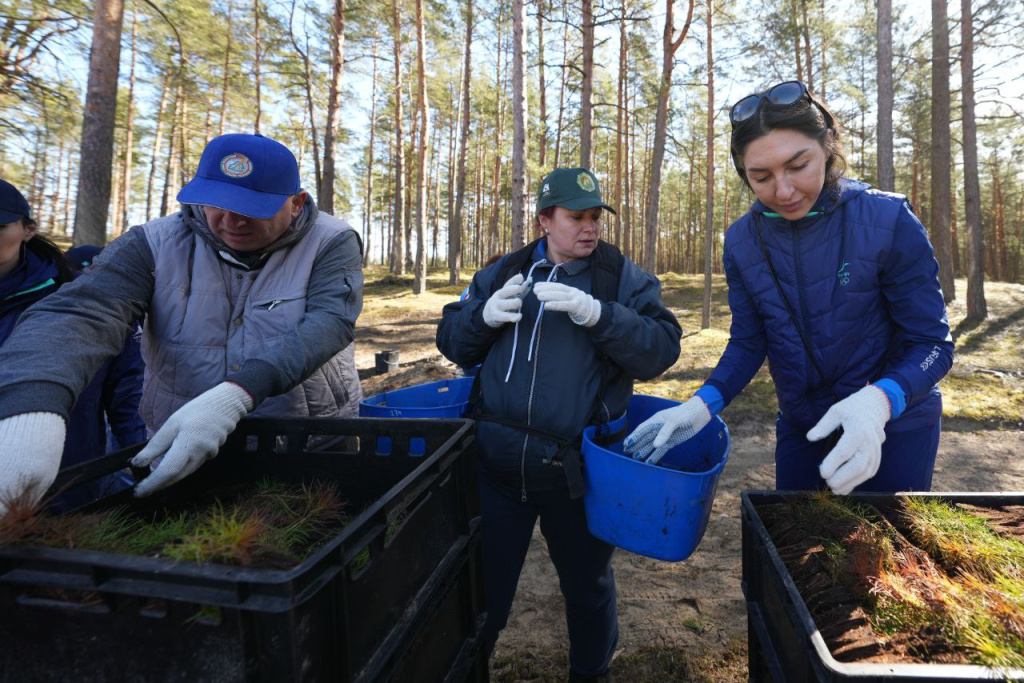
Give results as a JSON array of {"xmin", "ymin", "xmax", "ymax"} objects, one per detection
[
  {"xmin": 622, "ymin": 396, "xmax": 712, "ymax": 464},
  {"xmin": 808, "ymin": 385, "xmax": 891, "ymax": 495},
  {"xmin": 532, "ymin": 281, "xmax": 602, "ymax": 327},
  {"xmin": 483, "ymin": 274, "xmax": 531, "ymax": 328},
  {"xmin": 0, "ymin": 412, "xmax": 65, "ymax": 516},
  {"xmin": 131, "ymin": 382, "xmax": 253, "ymax": 497}
]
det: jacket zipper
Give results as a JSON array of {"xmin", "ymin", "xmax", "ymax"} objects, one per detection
[
  {"xmin": 791, "ymin": 223, "xmax": 816, "ymax": 394},
  {"xmin": 520, "ymin": 309, "xmax": 545, "ymax": 502}
]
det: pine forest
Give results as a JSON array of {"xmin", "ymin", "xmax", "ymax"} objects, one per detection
[{"xmin": 1, "ymin": 0, "xmax": 1022, "ymax": 305}]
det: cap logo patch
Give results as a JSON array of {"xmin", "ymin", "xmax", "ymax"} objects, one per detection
[
  {"xmin": 577, "ymin": 173, "xmax": 596, "ymax": 192},
  {"xmin": 542, "ymin": 182, "xmax": 550, "ymax": 195},
  {"xmin": 220, "ymin": 153, "xmax": 254, "ymax": 179}
]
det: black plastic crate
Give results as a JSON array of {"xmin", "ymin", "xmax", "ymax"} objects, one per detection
[
  {"xmin": 742, "ymin": 491, "xmax": 1024, "ymax": 682},
  {"xmin": 0, "ymin": 417, "xmax": 487, "ymax": 683}
]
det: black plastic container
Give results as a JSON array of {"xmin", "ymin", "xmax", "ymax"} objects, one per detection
[
  {"xmin": 742, "ymin": 491, "xmax": 1024, "ymax": 683},
  {"xmin": 0, "ymin": 417, "xmax": 487, "ymax": 683}
]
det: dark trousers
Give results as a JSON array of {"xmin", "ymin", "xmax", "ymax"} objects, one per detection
[
  {"xmin": 478, "ymin": 472, "xmax": 618, "ymax": 676},
  {"xmin": 775, "ymin": 412, "xmax": 941, "ymax": 492}
]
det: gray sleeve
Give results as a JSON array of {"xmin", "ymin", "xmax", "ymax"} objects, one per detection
[
  {"xmin": 230, "ymin": 229, "xmax": 364, "ymax": 405},
  {"xmin": 0, "ymin": 228, "xmax": 156, "ymax": 422}
]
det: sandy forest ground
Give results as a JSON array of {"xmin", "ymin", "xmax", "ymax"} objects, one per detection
[{"xmin": 353, "ymin": 269, "xmax": 1024, "ymax": 682}]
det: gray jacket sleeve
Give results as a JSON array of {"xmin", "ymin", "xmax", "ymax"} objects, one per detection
[
  {"xmin": 229, "ymin": 229, "xmax": 364, "ymax": 405},
  {"xmin": 0, "ymin": 228, "xmax": 156, "ymax": 422},
  {"xmin": 587, "ymin": 259, "xmax": 682, "ymax": 380}
]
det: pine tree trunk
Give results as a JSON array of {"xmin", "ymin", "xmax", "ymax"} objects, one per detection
[
  {"xmin": 146, "ymin": 74, "xmax": 169, "ymax": 222},
  {"xmin": 537, "ymin": 0, "xmax": 548, "ymax": 169},
  {"xmin": 580, "ymin": 0, "xmax": 594, "ymax": 167},
  {"xmin": 413, "ymin": 0, "xmax": 429, "ymax": 294},
  {"xmin": 819, "ymin": 0, "xmax": 826, "ymax": 99},
  {"xmin": 791, "ymin": 0, "xmax": 803, "ymax": 82},
  {"xmin": 510, "ymin": 0, "xmax": 528, "ymax": 249},
  {"xmin": 253, "ymin": 0, "xmax": 262, "ymax": 133},
  {"xmin": 119, "ymin": 3, "xmax": 138, "ymax": 236},
  {"xmin": 701, "ymin": 0, "xmax": 714, "ymax": 329},
  {"xmin": 364, "ymin": 37, "xmax": 379, "ymax": 267},
  {"xmin": 554, "ymin": 0, "xmax": 569, "ymax": 168},
  {"xmin": 288, "ymin": 0, "xmax": 322, "ymax": 197},
  {"xmin": 72, "ymin": 0, "xmax": 125, "ymax": 247},
  {"xmin": 643, "ymin": 0, "xmax": 693, "ymax": 273},
  {"xmin": 800, "ymin": 0, "xmax": 813, "ymax": 91},
  {"xmin": 930, "ymin": 0, "xmax": 954, "ymax": 301},
  {"xmin": 614, "ymin": 2, "xmax": 628, "ymax": 247},
  {"xmin": 219, "ymin": 0, "xmax": 233, "ymax": 135},
  {"xmin": 390, "ymin": 0, "xmax": 405, "ymax": 275},
  {"xmin": 449, "ymin": 0, "xmax": 473, "ymax": 284},
  {"xmin": 876, "ymin": 0, "xmax": 894, "ymax": 190},
  {"xmin": 320, "ymin": 0, "xmax": 345, "ymax": 213},
  {"xmin": 960, "ymin": 0, "xmax": 986, "ymax": 320}
]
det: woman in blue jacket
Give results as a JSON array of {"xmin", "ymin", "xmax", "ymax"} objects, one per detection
[
  {"xmin": 0, "ymin": 179, "xmax": 146, "ymax": 506},
  {"xmin": 437, "ymin": 168, "xmax": 681, "ymax": 682},
  {"xmin": 625, "ymin": 81, "xmax": 953, "ymax": 496}
]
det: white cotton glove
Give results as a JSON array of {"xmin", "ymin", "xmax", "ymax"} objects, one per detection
[
  {"xmin": 532, "ymin": 281, "xmax": 602, "ymax": 327},
  {"xmin": 131, "ymin": 382, "xmax": 254, "ymax": 497},
  {"xmin": 0, "ymin": 412, "xmax": 65, "ymax": 516},
  {"xmin": 808, "ymin": 385, "xmax": 892, "ymax": 495},
  {"xmin": 622, "ymin": 396, "xmax": 712, "ymax": 465},
  {"xmin": 483, "ymin": 274, "xmax": 532, "ymax": 328}
]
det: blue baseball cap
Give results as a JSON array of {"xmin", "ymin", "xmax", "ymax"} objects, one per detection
[
  {"xmin": 176, "ymin": 134, "xmax": 301, "ymax": 219},
  {"xmin": 0, "ymin": 178, "xmax": 32, "ymax": 224}
]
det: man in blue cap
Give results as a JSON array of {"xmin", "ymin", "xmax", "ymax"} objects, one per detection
[{"xmin": 0, "ymin": 134, "xmax": 363, "ymax": 511}]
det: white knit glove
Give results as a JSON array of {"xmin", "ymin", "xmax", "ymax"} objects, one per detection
[
  {"xmin": 808, "ymin": 385, "xmax": 892, "ymax": 495},
  {"xmin": 0, "ymin": 412, "xmax": 65, "ymax": 516},
  {"xmin": 131, "ymin": 382, "xmax": 253, "ymax": 497},
  {"xmin": 533, "ymin": 281, "xmax": 602, "ymax": 327},
  {"xmin": 483, "ymin": 274, "xmax": 531, "ymax": 328},
  {"xmin": 622, "ymin": 396, "xmax": 712, "ymax": 464}
]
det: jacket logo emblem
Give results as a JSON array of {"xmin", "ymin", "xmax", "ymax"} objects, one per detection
[
  {"xmin": 837, "ymin": 261, "xmax": 850, "ymax": 286},
  {"xmin": 220, "ymin": 153, "xmax": 254, "ymax": 179},
  {"xmin": 577, "ymin": 173, "xmax": 596, "ymax": 192}
]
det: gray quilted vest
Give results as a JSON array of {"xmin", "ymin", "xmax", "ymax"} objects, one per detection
[{"xmin": 139, "ymin": 212, "xmax": 362, "ymax": 432}]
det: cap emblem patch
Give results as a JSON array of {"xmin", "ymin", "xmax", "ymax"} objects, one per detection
[
  {"xmin": 220, "ymin": 153, "xmax": 254, "ymax": 179},
  {"xmin": 577, "ymin": 173, "xmax": 596, "ymax": 192}
]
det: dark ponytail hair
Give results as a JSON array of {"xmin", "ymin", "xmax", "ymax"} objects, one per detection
[
  {"xmin": 23, "ymin": 220, "xmax": 77, "ymax": 285},
  {"xmin": 730, "ymin": 90, "xmax": 847, "ymax": 194}
]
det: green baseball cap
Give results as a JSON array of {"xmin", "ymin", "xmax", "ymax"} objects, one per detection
[{"xmin": 536, "ymin": 168, "xmax": 616, "ymax": 215}]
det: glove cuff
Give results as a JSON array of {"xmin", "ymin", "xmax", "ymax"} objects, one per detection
[
  {"xmin": 215, "ymin": 382, "xmax": 255, "ymax": 415},
  {"xmin": 863, "ymin": 385, "xmax": 892, "ymax": 423},
  {"xmin": 573, "ymin": 297, "xmax": 602, "ymax": 327}
]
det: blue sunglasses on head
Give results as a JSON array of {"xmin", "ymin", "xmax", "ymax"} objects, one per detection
[{"xmin": 729, "ymin": 80, "xmax": 812, "ymax": 125}]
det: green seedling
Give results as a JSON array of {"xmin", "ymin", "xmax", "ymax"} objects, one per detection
[
  {"xmin": 900, "ymin": 497, "xmax": 1024, "ymax": 579},
  {"xmin": 2, "ymin": 480, "xmax": 350, "ymax": 569}
]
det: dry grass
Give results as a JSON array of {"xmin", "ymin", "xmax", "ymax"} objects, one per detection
[{"xmin": 490, "ymin": 640, "xmax": 747, "ymax": 682}]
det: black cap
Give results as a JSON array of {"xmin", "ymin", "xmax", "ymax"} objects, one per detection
[{"xmin": 0, "ymin": 179, "xmax": 31, "ymax": 224}]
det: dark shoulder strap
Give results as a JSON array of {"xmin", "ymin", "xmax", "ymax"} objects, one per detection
[
  {"xmin": 492, "ymin": 238, "xmax": 544, "ymax": 296},
  {"xmin": 589, "ymin": 240, "xmax": 625, "ymax": 302}
]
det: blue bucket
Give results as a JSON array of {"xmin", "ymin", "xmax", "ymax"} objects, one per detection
[
  {"xmin": 359, "ymin": 377, "xmax": 474, "ymax": 456},
  {"xmin": 582, "ymin": 394, "xmax": 729, "ymax": 561},
  {"xmin": 359, "ymin": 377, "xmax": 474, "ymax": 419}
]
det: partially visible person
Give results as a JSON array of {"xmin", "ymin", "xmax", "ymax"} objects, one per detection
[
  {"xmin": 0, "ymin": 133, "xmax": 364, "ymax": 513},
  {"xmin": 0, "ymin": 180, "xmax": 146, "ymax": 508},
  {"xmin": 625, "ymin": 80, "xmax": 953, "ymax": 496},
  {"xmin": 438, "ymin": 168, "xmax": 681, "ymax": 682},
  {"xmin": 66, "ymin": 242, "xmax": 146, "ymax": 455},
  {"xmin": 65, "ymin": 244, "xmax": 103, "ymax": 271}
]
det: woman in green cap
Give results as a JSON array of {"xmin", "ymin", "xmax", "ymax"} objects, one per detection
[{"xmin": 437, "ymin": 168, "xmax": 682, "ymax": 681}]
